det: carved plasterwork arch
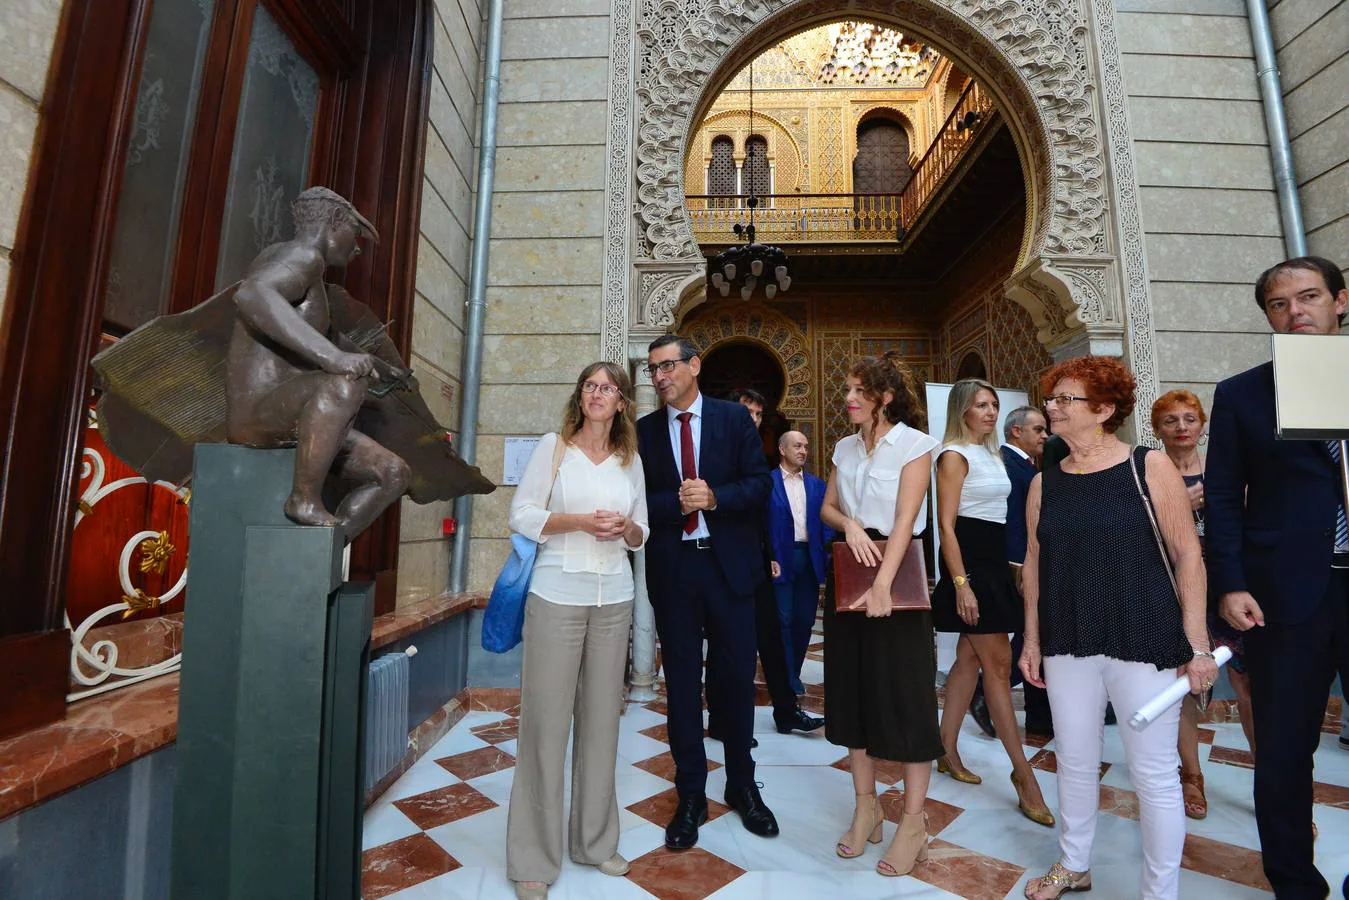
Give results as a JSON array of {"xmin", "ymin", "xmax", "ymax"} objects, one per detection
[
  {"xmin": 612, "ymin": 0, "xmax": 1162, "ymax": 439},
  {"xmin": 681, "ymin": 306, "xmax": 814, "ymax": 415}
]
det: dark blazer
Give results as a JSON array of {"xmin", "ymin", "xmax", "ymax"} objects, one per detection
[
  {"xmin": 1205, "ymin": 361, "xmax": 1342, "ymax": 625},
  {"xmin": 1001, "ymin": 444, "xmax": 1038, "ymax": 564},
  {"xmin": 637, "ymin": 396, "xmax": 772, "ymax": 600},
  {"xmin": 767, "ymin": 467, "xmax": 831, "ymax": 585}
]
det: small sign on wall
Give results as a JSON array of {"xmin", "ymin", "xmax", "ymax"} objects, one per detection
[{"xmin": 502, "ymin": 436, "xmax": 542, "ymax": 485}]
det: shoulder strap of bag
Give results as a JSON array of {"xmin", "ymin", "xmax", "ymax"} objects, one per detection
[
  {"xmin": 1128, "ymin": 446, "xmax": 1179, "ymax": 595},
  {"xmin": 545, "ymin": 433, "xmax": 567, "ymax": 506}
]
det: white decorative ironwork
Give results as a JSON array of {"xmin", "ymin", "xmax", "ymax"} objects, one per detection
[{"xmin": 66, "ymin": 435, "xmax": 189, "ymax": 702}]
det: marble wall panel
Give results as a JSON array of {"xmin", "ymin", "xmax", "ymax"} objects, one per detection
[
  {"xmin": 429, "ymin": 79, "xmax": 477, "ymax": 180},
  {"xmin": 1308, "ymin": 215, "xmax": 1349, "ymax": 267},
  {"xmin": 420, "ymin": 185, "xmax": 472, "ymax": 287},
  {"xmin": 1299, "ymin": 162, "xmax": 1349, "ymax": 230},
  {"xmin": 397, "ymin": 540, "xmax": 452, "ymax": 605},
  {"xmin": 433, "ymin": 12, "xmax": 479, "ymax": 123},
  {"xmin": 1116, "ymin": 12, "xmax": 1254, "ymax": 57},
  {"xmin": 479, "ymin": 334, "xmax": 600, "ymax": 384},
  {"xmin": 0, "ymin": 251, "xmax": 9, "ymax": 333},
  {"xmin": 1127, "ymin": 97, "xmax": 1267, "ymax": 145},
  {"xmin": 1132, "ymin": 142, "xmax": 1275, "ymax": 190},
  {"xmin": 1121, "ymin": 54, "xmax": 1260, "ymax": 101},
  {"xmin": 485, "ymin": 237, "xmax": 604, "ymax": 286},
  {"xmin": 0, "ymin": 0, "xmax": 62, "ymax": 101},
  {"xmin": 423, "ymin": 134, "xmax": 473, "ymax": 237},
  {"xmin": 483, "ymin": 285, "xmax": 601, "ymax": 334},
  {"xmin": 470, "ymin": 482, "xmax": 514, "ymax": 539},
  {"xmin": 1285, "ymin": 54, "xmax": 1349, "ymax": 136},
  {"xmin": 435, "ymin": 0, "xmax": 484, "ymax": 94},
  {"xmin": 1275, "ymin": 2, "xmax": 1349, "ymax": 90},
  {"xmin": 1144, "ymin": 233, "xmax": 1286, "ymax": 284},
  {"xmin": 411, "ymin": 294, "xmax": 464, "ymax": 383},
  {"xmin": 490, "ymin": 190, "xmax": 605, "ymax": 239},
  {"xmin": 495, "ymin": 100, "xmax": 608, "ymax": 146},
  {"xmin": 416, "ymin": 236, "xmax": 468, "ymax": 327},
  {"xmin": 502, "ymin": 17, "xmax": 610, "ymax": 60},
  {"xmin": 1149, "ymin": 282, "xmax": 1272, "ymax": 333},
  {"xmin": 475, "ymin": 384, "xmax": 574, "ymax": 434},
  {"xmin": 1270, "ymin": 0, "xmax": 1340, "ymax": 47},
  {"xmin": 506, "ymin": 0, "xmax": 612, "ymax": 17},
  {"xmin": 1117, "ymin": 0, "xmax": 1245, "ymax": 13},
  {"xmin": 1138, "ymin": 186, "xmax": 1281, "ymax": 236},
  {"xmin": 0, "ymin": 86, "xmax": 39, "ymax": 250},
  {"xmin": 411, "ymin": 360, "xmax": 460, "ymax": 435},
  {"xmin": 499, "ymin": 58, "xmax": 610, "ymax": 103},
  {"xmin": 467, "ymin": 538, "xmax": 512, "ymax": 594},
  {"xmin": 495, "ymin": 146, "xmax": 607, "ymax": 191},
  {"xmin": 1291, "ymin": 105, "xmax": 1349, "ymax": 181},
  {"xmin": 1155, "ymin": 331, "xmax": 1270, "ymax": 384},
  {"xmin": 399, "ymin": 496, "xmax": 457, "ymax": 544},
  {"xmin": 474, "ymin": 435, "xmax": 506, "ymax": 486}
]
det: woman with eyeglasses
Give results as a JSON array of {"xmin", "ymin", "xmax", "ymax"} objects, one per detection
[
  {"xmin": 930, "ymin": 379, "xmax": 1053, "ymax": 828},
  {"xmin": 1151, "ymin": 390, "xmax": 1253, "ymax": 821},
  {"xmin": 1019, "ymin": 357, "xmax": 1217, "ymax": 900},
  {"xmin": 506, "ymin": 362, "xmax": 648, "ymax": 900}
]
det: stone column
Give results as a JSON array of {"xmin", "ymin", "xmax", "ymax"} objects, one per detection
[{"xmin": 626, "ymin": 348, "xmax": 659, "ymax": 702}]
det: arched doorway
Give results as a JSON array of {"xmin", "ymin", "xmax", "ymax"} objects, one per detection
[{"xmin": 699, "ymin": 341, "xmax": 788, "ymax": 462}]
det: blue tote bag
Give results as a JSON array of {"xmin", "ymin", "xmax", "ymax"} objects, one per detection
[{"xmin": 481, "ymin": 436, "xmax": 566, "ymax": 653}]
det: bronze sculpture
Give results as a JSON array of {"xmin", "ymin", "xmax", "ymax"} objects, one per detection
[{"xmin": 92, "ymin": 187, "xmax": 493, "ymax": 540}]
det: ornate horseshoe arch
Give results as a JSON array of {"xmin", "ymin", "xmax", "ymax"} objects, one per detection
[{"xmin": 607, "ymin": 0, "xmax": 1162, "ymax": 438}]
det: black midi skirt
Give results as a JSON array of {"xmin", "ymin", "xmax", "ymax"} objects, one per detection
[
  {"xmin": 822, "ymin": 530, "xmax": 943, "ymax": 763},
  {"xmin": 931, "ymin": 516, "xmax": 1024, "ymax": 634}
]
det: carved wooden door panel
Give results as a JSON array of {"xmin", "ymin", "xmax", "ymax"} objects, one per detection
[{"xmin": 853, "ymin": 118, "xmax": 911, "ymax": 230}]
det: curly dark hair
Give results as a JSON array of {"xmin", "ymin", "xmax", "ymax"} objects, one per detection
[
  {"xmin": 1040, "ymin": 355, "xmax": 1135, "ymax": 434},
  {"xmin": 848, "ymin": 351, "xmax": 926, "ymax": 433}
]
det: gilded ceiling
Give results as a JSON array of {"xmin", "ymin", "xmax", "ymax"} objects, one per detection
[{"xmin": 722, "ymin": 21, "xmax": 944, "ymax": 90}]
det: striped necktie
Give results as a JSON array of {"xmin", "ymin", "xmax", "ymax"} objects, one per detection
[{"xmin": 1327, "ymin": 440, "xmax": 1348, "ymax": 553}]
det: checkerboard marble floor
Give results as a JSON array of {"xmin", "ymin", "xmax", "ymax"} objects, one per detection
[{"xmin": 363, "ymin": 635, "xmax": 1349, "ymax": 899}]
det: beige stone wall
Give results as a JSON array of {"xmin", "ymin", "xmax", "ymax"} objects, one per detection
[
  {"xmin": 396, "ymin": 0, "xmax": 487, "ymax": 604},
  {"xmin": 1270, "ymin": 0, "xmax": 1349, "ymax": 274},
  {"xmin": 0, "ymin": 2, "xmax": 63, "ymax": 328},
  {"xmin": 1117, "ymin": 0, "xmax": 1284, "ymax": 413},
  {"xmin": 463, "ymin": 1, "xmax": 613, "ymax": 592}
]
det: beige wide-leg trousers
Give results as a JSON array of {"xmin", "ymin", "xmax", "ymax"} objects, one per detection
[{"xmin": 506, "ymin": 594, "xmax": 632, "ymax": 884}]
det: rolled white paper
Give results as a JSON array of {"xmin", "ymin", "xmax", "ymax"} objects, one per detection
[{"xmin": 1128, "ymin": 645, "xmax": 1233, "ymax": 731}]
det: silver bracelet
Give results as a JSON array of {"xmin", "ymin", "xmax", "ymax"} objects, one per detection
[{"xmin": 1191, "ymin": 650, "xmax": 1216, "ymax": 660}]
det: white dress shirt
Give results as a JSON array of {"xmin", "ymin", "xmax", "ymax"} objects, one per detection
[
  {"xmin": 831, "ymin": 422, "xmax": 940, "ymax": 536},
  {"xmin": 666, "ymin": 392, "xmax": 710, "ymax": 540},
  {"xmin": 780, "ymin": 465, "xmax": 808, "ymax": 542},
  {"xmin": 938, "ymin": 442, "xmax": 1011, "ymax": 524},
  {"xmin": 1002, "ymin": 441, "xmax": 1030, "ymax": 464},
  {"xmin": 509, "ymin": 432, "xmax": 649, "ymax": 606}
]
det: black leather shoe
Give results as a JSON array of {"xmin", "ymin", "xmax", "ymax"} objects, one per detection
[
  {"xmin": 724, "ymin": 783, "xmax": 779, "ymax": 837},
  {"xmin": 969, "ymin": 682, "xmax": 996, "ymax": 738},
  {"xmin": 707, "ymin": 727, "xmax": 758, "ymax": 748},
  {"xmin": 774, "ymin": 707, "xmax": 824, "ymax": 734},
  {"xmin": 664, "ymin": 792, "xmax": 708, "ymax": 850}
]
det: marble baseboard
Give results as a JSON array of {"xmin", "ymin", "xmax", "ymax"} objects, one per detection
[{"xmin": 365, "ymin": 692, "xmax": 470, "ymax": 809}]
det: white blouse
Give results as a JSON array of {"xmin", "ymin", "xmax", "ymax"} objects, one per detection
[
  {"xmin": 938, "ymin": 443, "xmax": 1011, "ymax": 524},
  {"xmin": 832, "ymin": 423, "xmax": 940, "ymax": 537},
  {"xmin": 508, "ymin": 432, "xmax": 649, "ymax": 606}
]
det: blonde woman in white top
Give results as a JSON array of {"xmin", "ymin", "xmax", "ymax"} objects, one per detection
[
  {"xmin": 505, "ymin": 362, "xmax": 648, "ymax": 900},
  {"xmin": 819, "ymin": 353, "xmax": 942, "ymax": 877},
  {"xmin": 931, "ymin": 379, "xmax": 1053, "ymax": 827}
]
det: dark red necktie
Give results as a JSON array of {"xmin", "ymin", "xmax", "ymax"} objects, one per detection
[{"xmin": 677, "ymin": 412, "xmax": 698, "ymax": 534}]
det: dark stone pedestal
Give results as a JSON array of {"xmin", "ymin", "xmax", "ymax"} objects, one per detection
[{"xmin": 171, "ymin": 445, "xmax": 371, "ymax": 900}]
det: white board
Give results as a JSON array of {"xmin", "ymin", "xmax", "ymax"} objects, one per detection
[
  {"xmin": 923, "ymin": 383, "xmax": 1030, "ymax": 673},
  {"xmin": 502, "ymin": 436, "xmax": 543, "ymax": 486}
]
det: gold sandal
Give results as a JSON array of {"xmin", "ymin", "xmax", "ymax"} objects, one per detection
[
  {"xmin": 937, "ymin": 755, "xmax": 982, "ymax": 785},
  {"xmin": 1180, "ymin": 768, "xmax": 1207, "ymax": 820},
  {"xmin": 836, "ymin": 792, "xmax": 883, "ymax": 858},
  {"xmin": 876, "ymin": 811, "xmax": 928, "ymax": 876},
  {"xmin": 1024, "ymin": 862, "xmax": 1091, "ymax": 899},
  {"xmin": 1011, "ymin": 771, "xmax": 1056, "ymax": 827}
]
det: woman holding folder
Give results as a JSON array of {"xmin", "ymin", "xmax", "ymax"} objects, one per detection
[{"xmin": 820, "ymin": 352, "xmax": 940, "ymax": 877}]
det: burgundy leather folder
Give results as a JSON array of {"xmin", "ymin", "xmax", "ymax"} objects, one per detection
[{"xmin": 832, "ymin": 538, "xmax": 930, "ymax": 612}]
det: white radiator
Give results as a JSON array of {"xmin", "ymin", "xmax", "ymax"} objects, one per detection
[{"xmin": 364, "ymin": 651, "xmax": 410, "ymax": 792}]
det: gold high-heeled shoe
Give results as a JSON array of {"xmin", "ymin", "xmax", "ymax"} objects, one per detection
[
  {"xmin": 876, "ymin": 810, "xmax": 928, "ymax": 876},
  {"xmin": 836, "ymin": 792, "xmax": 884, "ymax": 858},
  {"xmin": 1024, "ymin": 862, "xmax": 1091, "ymax": 899},
  {"xmin": 1011, "ymin": 771, "xmax": 1055, "ymax": 827},
  {"xmin": 937, "ymin": 755, "xmax": 982, "ymax": 785}
]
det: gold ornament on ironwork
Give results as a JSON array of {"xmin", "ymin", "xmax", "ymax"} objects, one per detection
[
  {"xmin": 78, "ymin": 499, "xmax": 95, "ymax": 517},
  {"xmin": 138, "ymin": 531, "xmax": 176, "ymax": 575},
  {"xmin": 121, "ymin": 589, "xmax": 162, "ymax": 619}
]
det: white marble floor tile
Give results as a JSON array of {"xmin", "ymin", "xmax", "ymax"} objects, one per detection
[
  {"xmin": 361, "ymin": 801, "xmax": 422, "ymax": 850},
  {"xmin": 379, "ymin": 756, "xmax": 462, "ymax": 803}
]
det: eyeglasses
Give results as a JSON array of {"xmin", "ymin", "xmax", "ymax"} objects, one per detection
[
  {"xmin": 643, "ymin": 357, "xmax": 691, "ymax": 378},
  {"xmin": 1041, "ymin": 393, "xmax": 1089, "ymax": 408},
  {"xmin": 581, "ymin": 381, "xmax": 621, "ymax": 397}
]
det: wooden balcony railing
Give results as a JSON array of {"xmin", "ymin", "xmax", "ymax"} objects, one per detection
[{"xmin": 687, "ymin": 80, "xmax": 997, "ymax": 245}]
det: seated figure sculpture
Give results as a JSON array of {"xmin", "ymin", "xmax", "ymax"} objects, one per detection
[{"xmin": 92, "ymin": 186, "xmax": 493, "ymax": 540}]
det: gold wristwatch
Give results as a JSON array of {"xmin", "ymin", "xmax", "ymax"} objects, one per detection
[{"xmin": 954, "ymin": 574, "xmax": 972, "ymax": 588}]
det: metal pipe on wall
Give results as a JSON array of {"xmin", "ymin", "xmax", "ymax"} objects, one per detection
[
  {"xmin": 449, "ymin": 0, "xmax": 505, "ymax": 593},
  {"xmin": 1246, "ymin": 0, "xmax": 1307, "ymax": 257}
]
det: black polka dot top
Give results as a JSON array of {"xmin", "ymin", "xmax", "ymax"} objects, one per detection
[{"xmin": 1037, "ymin": 446, "xmax": 1193, "ymax": 669}]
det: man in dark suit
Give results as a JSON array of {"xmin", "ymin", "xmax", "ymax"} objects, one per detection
[
  {"xmin": 1206, "ymin": 256, "xmax": 1349, "ymax": 898},
  {"xmin": 768, "ymin": 429, "xmax": 831, "ymax": 697},
  {"xmin": 637, "ymin": 336, "xmax": 779, "ymax": 850}
]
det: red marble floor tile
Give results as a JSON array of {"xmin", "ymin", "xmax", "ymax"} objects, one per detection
[
  {"xmin": 909, "ymin": 838, "xmax": 1025, "ymax": 900},
  {"xmin": 1023, "ymin": 730, "xmax": 1054, "ymax": 748},
  {"xmin": 361, "ymin": 832, "xmax": 460, "ymax": 899},
  {"xmin": 1098, "ymin": 784, "xmax": 1141, "ymax": 821},
  {"xmin": 877, "ymin": 788, "xmax": 963, "ymax": 834},
  {"xmin": 466, "ymin": 687, "xmax": 522, "ymax": 711},
  {"xmin": 1028, "ymin": 750, "xmax": 1108, "ymax": 778},
  {"xmin": 807, "ymin": 641, "xmax": 824, "ymax": 652},
  {"xmin": 435, "ymin": 746, "xmax": 516, "ymax": 781},
  {"xmin": 803, "ymin": 683, "xmax": 825, "ymax": 698},
  {"xmin": 1207, "ymin": 746, "xmax": 1255, "ymax": 769},
  {"xmin": 625, "ymin": 786, "xmax": 730, "ymax": 828},
  {"xmin": 393, "ymin": 782, "xmax": 498, "ymax": 830},
  {"xmin": 633, "ymin": 751, "xmax": 721, "ymax": 782},
  {"xmin": 1196, "ymin": 727, "xmax": 1216, "ymax": 745},
  {"xmin": 1313, "ymin": 780, "xmax": 1349, "ymax": 808},
  {"xmin": 469, "ymin": 718, "xmax": 520, "ymax": 745},
  {"xmin": 624, "ymin": 846, "xmax": 745, "ymax": 900},
  {"xmin": 1181, "ymin": 833, "xmax": 1271, "ymax": 891},
  {"xmin": 830, "ymin": 754, "xmax": 907, "ymax": 786},
  {"xmin": 645, "ymin": 698, "xmax": 669, "ymax": 715},
  {"xmin": 798, "ymin": 693, "xmax": 826, "ymax": 714},
  {"xmin": 639, "ymin": 722, "xmax": 671, "ymax": 744}
]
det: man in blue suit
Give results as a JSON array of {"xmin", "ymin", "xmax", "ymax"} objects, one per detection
[
  {"xmin": 1206, "ymin": 256, "xmax": 1349, "ymax": 898},
  {"xmin": 637, "ymin": 335, "xmax": 778, "ymax": 850},
  {"xmin": 768, "ymin": 429, "xmax": 830, "ymax": 695}
]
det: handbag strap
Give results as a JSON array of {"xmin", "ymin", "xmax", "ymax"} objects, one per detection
[
  {"xmin": 545, "ymin": 433, "xmax": 567, "ymax": 506},
  {"xmin": 1127, "ymin": 446, "xmax": 1179, "ymax": 596}
]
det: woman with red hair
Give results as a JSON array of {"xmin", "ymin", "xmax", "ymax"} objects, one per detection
[{"xmin": 1019, "ymin": 357, "xmax": 1217, "ymax": 900}]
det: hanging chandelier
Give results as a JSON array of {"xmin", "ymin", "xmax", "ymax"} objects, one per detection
[{"xmin": 707, "ymin": 58, "xmax": 791, "ymax": 301}]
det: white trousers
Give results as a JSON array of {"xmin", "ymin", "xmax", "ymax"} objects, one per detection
[{"xmin": 1043, "ymin": 654, "xmax": 1184, "ymax": 900}]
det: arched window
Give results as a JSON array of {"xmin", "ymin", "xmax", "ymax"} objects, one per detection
[
  {"xmin": 853, "ymin": 118, "xmax": 912, "ymax": 195},
  {"xmin": 707, "ymin": 136, "xmax": 737, "ymax": 209},
  {"xmin": 744, "ymin": 135, "xmax": 771, "ymax": 202}
]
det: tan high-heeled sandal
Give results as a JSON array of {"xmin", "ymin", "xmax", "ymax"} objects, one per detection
[
  {"xmin": 836, "ymin": 792, "xmax": 883, "ymax": 858},
  {"xmin": 1180, "ymin": 768, "xmax": 1207, "ymax": 819},
  {"xmin": 937, "ymin": 755, "xmax": 982, "ymax": 785},
  {"xmin": 1011, "ymin": 771, "xmax": 1055, "ymax": 827},
  {"xmin": 1024, "ymin": 862, "xmax": 1091, "ymax": 898},
  {"xmin": 876, "ymin": 810, "xmax": 928, "ymax": 876}
]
